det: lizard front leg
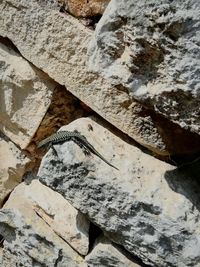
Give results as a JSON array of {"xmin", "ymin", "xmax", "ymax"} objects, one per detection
[{"xmin": 48, "ymin": 142, "xmax": 58, "ymax": 156}]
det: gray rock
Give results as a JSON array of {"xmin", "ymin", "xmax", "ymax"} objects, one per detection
[
  {"xmin": 38, "ymin": 118, "xmax": 200, "ymax": 267},
  {"xmin": 2, "ymin": 180, "xmax": 90, "ymax": 256},
  {"xmin": 0, "ymin": 248, "xmax": 2, "ymax": 265},
  {"xmin": 88, "ymin": 0, "xmax": 200, "ymax": 134},
  {"xmin": 0, "ymin": 41, "xmax": 55, "ymax": 149},
  {"xmin": 86, "ymin": 235, "xmax": 142, "ymax": 267},
  {"xmin": 0, "ymin": 133, "xmax": 30, "ymax": 206},
  {"xmin": 0, "ymin": 207, "xmax": 86, "ymax": 266}
]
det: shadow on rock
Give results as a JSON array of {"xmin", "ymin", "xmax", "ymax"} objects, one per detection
[{"xmin": 165, "ymin": 158, "xmax": 200, "ymax": 212}]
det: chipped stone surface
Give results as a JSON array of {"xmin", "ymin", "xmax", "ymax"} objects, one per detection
[
  {"xmin": 88, "ymin": 0, "xmax": 200, "ymax": 134},
  {"xmin": 86, "ymin": 235, "xmax": 142, "ymax": 267},
  {"xmin": 38, "ymin": 117, "xmax": 200, "ymax": 267},
  {"xmin": 0, "ymin": 0, "xmax": 193, "ymax": 156},
  {"xmin": 0, "ymin": 41, "xmax": 56, "ymax": 149},
  {"xmin": 58, "ymin": 0, "xmax": 110, "ymax": 18},
  {"xmin": 0, "ymin": 184, "xmax": 87, "ymax": 266},
  {"xmin": 3, "ymin": 180, "xmax": 90, "ymax": 255},
  {"xmin": 0, "ymin": 134, "xmax": 30, "ymax": 206},
  {"xmin": 0, "ymin": 247, "xmax": 2, "ymax": 265}
]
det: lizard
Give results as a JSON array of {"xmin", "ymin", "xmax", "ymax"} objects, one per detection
[{"xmin": 38, "ymin": 130, "xmax": 119, "ymax": 170}]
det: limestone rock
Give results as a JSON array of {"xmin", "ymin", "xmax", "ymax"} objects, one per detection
[
  {"xmin": 86, "ymin": 235, "xmax": 142, "ymax": 267},
  {"xmin": 88, "ymin": 0, "xmax": 200, "ymax": 134},
  {"xmin": 0, "ymin": 183, "xmax": 87, "ymax": 266},
  {"xmin": 0, "ymin": 248, "xmax": 2, "ymax": 265},
  {"xmin": 0, "ymin": 41, "xmax": 56, "ymax": 149},
  {"xmin": 38, "ymin": 117, "xmax": 200, "ymax": 267},
  {"xmin": 58, "ymin": 0, "xmax": 110, "ymax": 18},
  {"xmin": 3, "ymin": 180, "xmax": 90, "ymax": 255},
  {"xmin": 0, "ymin": 133, "xmax": 30, "ymax": 206},
  {"xmin": 0, "ymin": 0, "xmax": 192, "ymax": 156}
]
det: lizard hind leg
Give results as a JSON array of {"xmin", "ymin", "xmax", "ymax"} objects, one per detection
[
  {"xmin": 72, "ymin": 137, "xmax": 91, "ymax": 156},
  {"xmin": 73, "ymin": 129, "xmax": 87, "ymax": 141},
  {"xmin": 82, "ymin": 147, "xmax": 91, "ymax": 156}
]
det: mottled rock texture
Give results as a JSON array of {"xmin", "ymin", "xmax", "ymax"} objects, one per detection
[
  {"xmin": 0, "ymin": 248, "xmax": 2, "ymax": 265},
  {"xmin": 38, "ymin": 118, "xmax": 200, "ymax": 267},
  {"xmin": 2, "ymin": 0, "xmax": 200, "ymax": 156},
  {"xmin": 1, "ymin": 1, "xmax": 200, "ymax": 265},
  {"xmin": 88, "ymin": 0, "xmax": 200, "ymax": 134},
  {"xmin": 58, "ymin": 0, "xmax": 110, "ymax": 18},
  {"xmin": 86, "ymin": 235, "xmax": 142, "ymax": 267},
  {"xmin": 0, "ymin": 133, "xmax": 30, "ymax": 206},
  {"xmin": 0, "ymin": 41, "xmax": 56, "ymax": 149},
  {"xmin": 0, "ymin": 185, "xmax": 87, "ymax": 267},
  {"xmin": 7, "ymin": 180, "xmax": 89, "ymax": 255}
]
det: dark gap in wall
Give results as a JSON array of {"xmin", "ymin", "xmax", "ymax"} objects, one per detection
[
  {"xmin": 142, "ymin": 107, "xmax": 200, "ymax": 166},
  {"xmin": 58, "ymin": 3, "xmax": 102, "ymax": 29},
  {"xmin": 0, "ymin": 36, "xmax": 20, "ymax": 54},
  {"xmin": 86, "ymin": 14, "xmax": 102, "ymax": 29},
  {"xmin": 0, "ymin": 235, "xmax": 4, "ymax": 247},
  {"xmin": 0, "ymin": 131, "xmax": 10, "ymax": 142},
  {"xmin": 88, "ymin": 222, "xmax": 102, "ymax": 253},
  {"xmin": 114, "ymin": 86, "xmax": 200, "ymax": 166},
  {"xmin": 1, "ymin": 191, "xmax": 12, "ymax": 208},
  {"xmin": 112, "ymin": 242, "xmax": 152, "ymax": 267}
]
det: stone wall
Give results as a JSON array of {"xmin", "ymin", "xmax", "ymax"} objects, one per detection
[{"xmin": 0, "ymin": 0, "xmax": 200, "ymax": 266}]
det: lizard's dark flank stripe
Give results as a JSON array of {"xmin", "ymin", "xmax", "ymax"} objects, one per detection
[{"xmin": 38, "ymin": 130, "xmax": 119, "ymax": 170}]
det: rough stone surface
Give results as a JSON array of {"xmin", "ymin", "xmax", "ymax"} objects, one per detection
[
  {"xmin": 0, "ymin": 185, "xmax": 87, "ymax": 267},
  {"xmin": 0, "ymin": 248, "xmax": 2, "ymax": 265},
  {"xmin": 58, "ymin": 0, "xmax": 110, "ymax": 18},
  {"xmin": 1, "ymin": 0, "xmax": 197, "ymax": 156},
  {"xmin": 86, "ymin": 235, "xmax": 142, "ymax": 267},
  {"xmin": 0, "ymin": 133, "xmax": 30, "ymax": 206},
  {"xmin": 0, "ymin": 41, "xmax": 56, "ymax": 149},
  {"xmin": 38, "ymin": 117, "xmax": 200, "ymax": 267},
  {"xmin": 88, "ymin": 0, "xmax": 200, "ymax": 134},
  {"xmin": 5, "ymin": 180, "xmax": 90, "ymax": 255}
]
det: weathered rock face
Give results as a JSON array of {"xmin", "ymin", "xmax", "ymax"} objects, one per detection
[
  {"xmin": 0, "ymin": 133, "xmax": 30, "ymax": 206},
  {"xmin": 85, "ymin": 235, "xmax": 142, "ymax": 267},
  {"xmin": 2, "ymin": 0, "xmax": 200, "ymax": 156},
  {"xmin": 0, "ymin": 41, "xmax": 56, "ymax": 149},
  {"xmin": 88, "ymin": 0, "xmax": 200, "ymax": 134},
  {"xmin": 0, "ymin": 248, "xmax": 2, "ymax": 265},
  {"xmin": 58, "ymin": 0, "xmax": 110, "ymax": 18},
  {"xmin": 38, "ymin": 118, "xmax": 200, "ymax": 267},
  {"xmin": 0, "ymin": 0, "xmax": 200, "ymax": 266},
  {"xmin": 0, "ymin": 180, "xmax": 147, "ymax": 267},
  {"xmin": 0, "ymin": 182, "xmax": 87, "ymax": 267},
  {"xmin": 7, "ymin": 180, "xmax": 90, "ymax": 255}
]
